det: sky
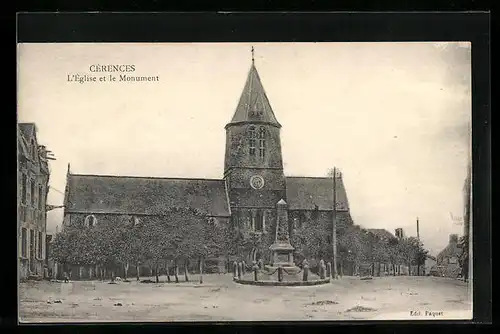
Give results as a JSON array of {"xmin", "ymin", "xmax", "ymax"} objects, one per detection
[{"xmin": 17, "ymin": 42, "xmax": 471, "ymax": 256}]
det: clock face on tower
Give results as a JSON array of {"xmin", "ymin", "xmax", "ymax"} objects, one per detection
[{"xmin": 250, "ymin": 175, "xmax": 265, "ymax": 189}]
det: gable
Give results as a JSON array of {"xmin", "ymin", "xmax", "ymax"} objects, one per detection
[{"xmin": 65, "ymin": 174, "xmax": 231, "ymax": 217}]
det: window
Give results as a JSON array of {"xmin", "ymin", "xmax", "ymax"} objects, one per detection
[
  {"xmin": 38, "ymin": 186, "xmax": 44, "ymax": 210},
  {"xmin": 21, "ymin": 174, "xmax": 27, "ymax": 204},
  {"xmin": 31, "ymin": 140, "xmax": 37, "ymax": 160},
  {"xmin": 248, "ymin": 126, "xmax": 256, "ymax": 156},
  {"xmin": 38, "ymin": 231, "xmax": 42, "ymax": 258},
  {"xmin": 31, "ymin": 180, "xmax": 36, "ymax": 208},
  {"xmin": 21, "ymin": 228, "xmax": 27, "ymax": 258},
  {"xmin": 85, "ymin": 215, "xmax": 97, "ymax": 227},
  {"xmin": 30, "ymin": 229, "xmax": 34, "ymax": 258},
  {"xmin": 255, "ymin": 210, "xmax": 264, "ymax": 232},
  {"xmin": 258, "ymin": 127, "xmax": 266, "ymax": 158}
]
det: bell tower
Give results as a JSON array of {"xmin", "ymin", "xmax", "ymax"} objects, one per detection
[{"xmin": 223, "ymin": 47, "xmax": 286, "ymax": 218}]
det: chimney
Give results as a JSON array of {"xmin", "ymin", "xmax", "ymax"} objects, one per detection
[
  {"xmin": 38, "ymin": 145, "xmax": 47, "ymax": 160},
  {"xmin": 449, "ymin": 234, "xmax": 458, "ymax": 244},
  {"xmin": 395, "ymin": 228, "xmax": 405, "ymax": 239}
]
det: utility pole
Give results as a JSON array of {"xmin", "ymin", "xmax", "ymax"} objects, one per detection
[
  {"xmin": 332, "ymin": 167, "xmax": 338, "ymax": 280},
  {"xmin": 416, "ymin": 217, "xmax": 421, "ymax": 276},
  {"xmin": 416, "ymin": 217, "xmax": 420, "ymax": 241}
]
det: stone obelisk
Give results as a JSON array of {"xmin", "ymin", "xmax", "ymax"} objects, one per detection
[{"xmin": 267, "ymin": 199, "xmax": 300, "ymax": 273}]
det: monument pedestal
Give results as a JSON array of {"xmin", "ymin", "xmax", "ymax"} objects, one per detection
[{"xmin": 266, "ymin": 199, "xmax": 301, "ymax": 274}]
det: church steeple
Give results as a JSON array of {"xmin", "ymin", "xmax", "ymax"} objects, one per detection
[
  {"xmin": 223, "ymin": 49, "xmax": 286, "ymax": 222},
  {"xmin": 226, "ymin": 48, "xmax": 281, "ymax": 129}
]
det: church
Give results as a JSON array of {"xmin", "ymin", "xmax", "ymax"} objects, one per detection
[{"xmin": 62, "ymin": 54, "xmax": 354, "ymax": 274}]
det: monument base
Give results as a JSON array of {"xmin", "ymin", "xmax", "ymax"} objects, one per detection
[{"xmin": 264, "ymin": 264, "xmax": 302, "ymax": 275}]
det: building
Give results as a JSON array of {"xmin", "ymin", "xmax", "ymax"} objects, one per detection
[
  {"xmin": 18, "ymin": 123, "xmax": 51, "ymax": 279},
  {"xmin": 61, "ymin": 57, "xmax": 355, "ymax": 279},
  {"xmin": 433, "ymin": 234, "xmax": 462, "ymax": 278}
]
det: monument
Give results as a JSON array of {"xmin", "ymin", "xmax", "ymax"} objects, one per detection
[
  {"xmin": 234, "ymin": 198, "xmax": 329, "ymax": 285},
  {"xmin": 265, "ymin": 199, "xmax": 301, "ymax": 274}
]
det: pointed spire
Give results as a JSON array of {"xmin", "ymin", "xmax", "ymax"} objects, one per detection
[
  {"xmin": 227, "ymin": 59, "xmax": 281, "ymax": 128},
  {"xmin": 251, "ymin": 46, "xmax": 255, "ymax": 64},
  {"xmin": 67, "ymin": 163, "xmax": 71, "ymax": 175}
]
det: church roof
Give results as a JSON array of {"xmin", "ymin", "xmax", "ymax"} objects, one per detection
[
  {"xmin": 366, "ymin": 229, "xmax": 396, "ymax": 241},
  {"xmin": 65, "ymin": 174, "xmax": 231, "ymax": 217},
  {"xmin": 285, "ymin": 176, "xmax": 350, "ymax": 211},
  {"xmin": 227, "ymin": 63, "xmax": 281, "ymax": 128}
]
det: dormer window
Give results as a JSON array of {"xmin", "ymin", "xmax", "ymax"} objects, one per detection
[
  {"xmin": 248, "ymin": 126, "xmax": 256, "ymax": 156},
  {"xmin": 258, "ymin": 127, "xmax": 266, "ymax": 159},
  {"xmin": 85, "ymin": 215, "xmax": 97, "ymax": 227}
]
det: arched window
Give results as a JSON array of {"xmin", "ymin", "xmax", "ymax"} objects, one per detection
[
  {"xmin": 85, "ymin": 215, "xmax": 97, "ymax": 227},
  {"xmin": 258, "ymin": 127, "xmax": 266, "ymax": 158},
  {"xmin": 254, "ymin": 210, "xmax": 264, "ymax": 232},
  {"xmin": 248, "ymin": 126, "xmax": 256, "ymax": 156}
]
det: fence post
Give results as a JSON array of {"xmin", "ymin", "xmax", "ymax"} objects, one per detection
[
  {"xmin": 233, "ymin": 261, "xmax": 238, "ymax": 279},
  {"xmin": 253, "ymin": 263, "xmax": 259, "ymax": 282},
  {"xmin": 303, "ymin": 265, "xmax": 309, "ymax": 282},
  {"xmin": 237, "ymin": 262, "xmax": 242, "ymax": 280},
  {"xmin": 242, "ymin": 261, "xmax": 246, "ymax": 275},
  {"xmin": 278, "ymin": 266, "xmax": 283, "ymax": 282},
  {"xmin": 326, "ymin": 262, "xmax": 332, "ymax": 279}
]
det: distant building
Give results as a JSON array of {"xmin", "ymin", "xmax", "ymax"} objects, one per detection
[
  {"xmin": 434, "ymin": 234, "xmax": 462, "ymax": 278},
  {"xmin": 18, "ymin": 123, "xmax": 51, "ymax": 279},
  {"xmin": 424, "ymin": 254, "xmax": 437, "ymax": 276}
]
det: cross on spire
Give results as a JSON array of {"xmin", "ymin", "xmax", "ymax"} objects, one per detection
[{"xmin": 251, "ymin": 46, "xmax": 255, "ymax": 64}]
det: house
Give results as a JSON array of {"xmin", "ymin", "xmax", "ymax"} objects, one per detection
[
  {"xmin": 18, "ymin": 123, "xmax": 51, "ymax": 279},
  {"xmin": 434, "ymin": 234, "xmax": 462, "ymax": 278},
  {"xmin": 61, "ymin": 54, "xmax": 356, "ymax": 279}
]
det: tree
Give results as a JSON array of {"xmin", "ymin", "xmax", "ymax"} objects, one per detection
[
  {"xmin": 387, "ymin": 237, "xmax": 402, "ymax": 276},
  {"xmin": 397, "ymin": 237, "xmax": 428, "ymax": 276},
  {"xmin": 114, "ymin": 217, "xmax": 144, "ymax": 281},
  {"xmin": 414, "ymin": 240, "xmax": 429, "ymax": 276},
  {"xmin": 337, "ymin": 225, "xmax": 364, "ymax": 275},
  {"xmin": 139, "ymin": 215, "xmax": 175, "ymax": 283},
  {"xmin": 291, "ymin": 223, "xmax": 326, "ymax": 264}
]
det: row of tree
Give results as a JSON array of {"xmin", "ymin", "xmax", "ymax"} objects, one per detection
[
  {"xmin": 51, "ymin": 208, "xmax": 231, "ymax": 283},
  {"xmin": 292, "ymin": 222, "xmax": 429, "ymax": 276},
  {"xmin": 51, "ymin": 207, "xmax": 430, "ymax": 281}
]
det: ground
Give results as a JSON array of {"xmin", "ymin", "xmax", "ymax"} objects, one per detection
[{"xmin": 19, "ymin": 274, "xmax": 472, "ymax": 322}]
